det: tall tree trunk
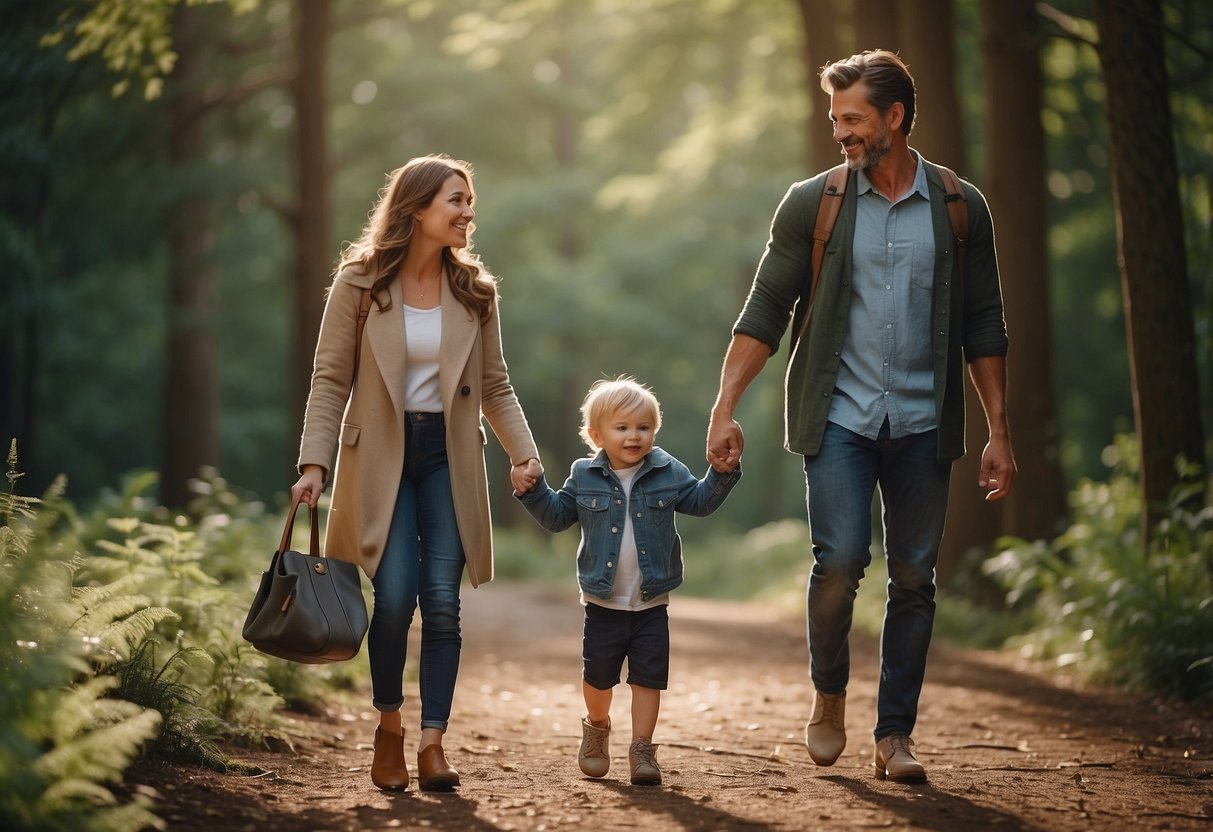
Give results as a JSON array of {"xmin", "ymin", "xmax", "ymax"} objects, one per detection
[
  {"xmin": 902, "ymin": 0, "xmax": 964, "ymax": 170},
  {"xmin": 161, "ymin": 4, "xmax": 219, "ymax": 508},
  {"xmin": 1093, "ymin": 0, "xmax": 1205, "ymax": 540},
  {"xmin": 855, "ymin": 0, "xmax": 900, "ymax": 55},
  {"xmin": 292, "ymin": 0, "xmax": 332, "ymax": 426},
  {"xmin": 901, "ymin": 0, "xmax": 1003, "ymax": 579},
  {"xmin": 981, "ymin": 0, "xmax": 1067, "ymax": 543},
  {"xmin": 793, "ymin": 0, "xmax": 845, "ymax": 174}
]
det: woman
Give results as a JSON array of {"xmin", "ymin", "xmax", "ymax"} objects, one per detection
[{"xmin": 291, "ymin": 154, "xmax": 543, "ymax": 792}]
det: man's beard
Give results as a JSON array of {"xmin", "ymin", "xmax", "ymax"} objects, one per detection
[{"xmin": 845, "ymin": 120, "xmax": 894, "ymax": 171}]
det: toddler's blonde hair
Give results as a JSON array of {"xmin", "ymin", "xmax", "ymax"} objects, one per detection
[{"xmin": 578, "ymin": 376, "xmax": 662, "ymax": 453}]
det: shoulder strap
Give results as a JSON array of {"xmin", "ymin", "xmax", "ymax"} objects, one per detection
[
  {"xmin": 793, "ymin": 163, "xmax": 849, "ymax": 346},
  {"xmin": 935, "ymin": 164, "xmax": 968, "ymax": 296},
  {"xmin": 351, "ymin": 288, "xmax": 373, "ymax": 383},
  {"xmin": 793, "ymin": 163, "xmax": 967, "ymax": 347}
]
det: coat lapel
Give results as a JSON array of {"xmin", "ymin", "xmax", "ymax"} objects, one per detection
[
  {"xmin": 367, "ymin": 277, "xmax": 405, "ymax": 421},
  {"xmin": 439, "ymin": 278, "xmax": 478, "ymax": 413}
]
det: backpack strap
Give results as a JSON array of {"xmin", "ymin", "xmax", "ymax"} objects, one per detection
[
  {"xmin": 792, "ymin": 162, "xmax": 967, "ymax": 348},
  {"xmin": 935, "ymin": 164, "xmax": 968, "ymax": 298},
  {"xmin": 793, "ymin": 163, "xmax": 849, "ymax": 347}
]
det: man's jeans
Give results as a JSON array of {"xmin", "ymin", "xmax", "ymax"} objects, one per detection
[
  {"xmin": 369, "ymin": 411, "xmax": 465, "ymax": 731},
  {"xmin": 803, "ymin": 421, "xmax": 951, "ymax": 740}
]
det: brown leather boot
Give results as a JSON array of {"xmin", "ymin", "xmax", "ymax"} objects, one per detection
[
  {"xmin": 804, "ymin": 689, "xmax": 846, "ymax": 766},
  {"xmin": 370, "ymin": 726, "xmax": 410, "ymax": 791},
  {"xmin": 417, "ymin": 744, "xmax": 460, "ymax": 791},
  {"xmin": 874, "ymin": 734, "xmax": 927, "ymax": 782}
]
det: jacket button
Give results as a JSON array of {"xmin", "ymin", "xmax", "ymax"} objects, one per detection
[
  {"xmin": 460, "ymin": 385, "xmax": 471, "ymax": 396},
  {"xmin": 607, "ymin": 561, "xmax": 614, "ymax": 568},
  {"xmin": 611, "ymin": 526, "xmax": 618, "ymax": 533}
]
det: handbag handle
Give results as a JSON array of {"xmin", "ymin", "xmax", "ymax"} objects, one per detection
[{"xmin": 278, "ymin": 492, "xmax": 321, "ymax": 556}]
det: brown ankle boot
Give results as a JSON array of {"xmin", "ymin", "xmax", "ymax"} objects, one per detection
[
  {"xmin": 371, "ymin": 726, "xmax": 410, "ymax": 791},
  {"xmin": 417, "ymin": 744, "xmax": 460, "ymax": 791},
  {"xmin": 804, "ymin": 689, "xmax": 847, "ymax": 766},
  {"xmin": 874, "ymin": 734, "xmax": 927, "ymax": 782}
]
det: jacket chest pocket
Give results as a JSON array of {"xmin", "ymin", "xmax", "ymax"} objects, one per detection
[
  {"xmin": 577, "ymin": 493, "xmax": 612, "ymax": 518},
  {"xmin": 641, "ymin": 490, "xmax": 678, "ymax": 536}
]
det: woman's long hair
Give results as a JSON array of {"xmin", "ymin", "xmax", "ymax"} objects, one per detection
[{"xmin": 336, "ymin": 154, "xmax": 496, "ymax": 321}]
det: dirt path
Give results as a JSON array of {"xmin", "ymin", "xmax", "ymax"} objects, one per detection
[{"xmin": 130, "ymin": 582, "xmax": 1213, "ymax": 830}]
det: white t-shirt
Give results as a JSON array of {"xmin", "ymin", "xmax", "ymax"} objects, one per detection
[
  {"xmin": 584, "ymin": 462, "xmax": 670, "ymax": 612},
  {"xmin": 403, "ymin": 304, "xmax": 442, "ymax": 412}
]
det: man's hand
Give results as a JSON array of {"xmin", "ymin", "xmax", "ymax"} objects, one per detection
[
  {"xmin": 977, "ymin": 436, "xmax": 1016, "ymax": 501},
  {"xmin": 707, "ymin": 412, "xmax": 744, "ymax": 473}
]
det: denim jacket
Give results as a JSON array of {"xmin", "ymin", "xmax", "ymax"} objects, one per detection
[{"xmin": 516, "ymin": 447, "xmax": 741, "ymax": 602}]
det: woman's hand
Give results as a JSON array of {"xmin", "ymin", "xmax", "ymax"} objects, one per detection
[
  {"xmin": 511, "ymin": 457, "xmax": 543, "ymax": 494},
  {"xmin": 291, "ymin": 465, "xmax": 326, "ymax": 508}
]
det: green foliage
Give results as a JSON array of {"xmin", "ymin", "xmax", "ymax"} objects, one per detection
[
  {"xmin": 40, "ymin": 0, "xmax": 258, "ymax": 100},
  {"xmin": 0, "ymin": 443, "xmax": 163, "ymax": 832},
  {"xmin": 204, "ymin": 639, "xmax": 286, "ymax": 733},
  {"xmin": 112, "ymin": 642, "xmax": 232, "ymax": 770},
  {"xmin": 1, "ymin": 444, "xmax": 350, "ymax": 827},
  {"xmin": 69, "ymin": 475, "xmax": 305, "ymax": 750},
  {"xmin": 983, "ymin": 435, "xmax": 1213, "ymax": 702}
]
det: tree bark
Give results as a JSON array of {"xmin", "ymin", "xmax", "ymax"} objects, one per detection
[
  {"xmin": 1093, "ymin": 0, "xmax": 1205, "ymax": 539},
  {"xmin": 291, "ymin": 0, "xmax": 333, "ymax": 428},
  {"xmin": 980, "ymin": 0, "xmax": 1067, "ymax": 544},
  {"xmin": 793, "ymin": 0, "xmax": 845, "ymax": 174},
  {"xmin": 899, "ymin": 0, "xmax": 1007, "ymax": 579},
  {"xmin": 902, "ymin": 0, "xmax": 964, "ymax": 170},
  {"xmin": 855, "ymin": 0, "xmax": 900, "ymax": 56},
  {"xmin": 161, "ymin": 4, "xmax": 219, "ymax": 508}
]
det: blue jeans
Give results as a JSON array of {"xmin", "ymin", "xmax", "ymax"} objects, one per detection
[
  {"xmin": 803, "ymin": 420, "xmax": 951, "ymax": 740},
  {"xmin": 369, "ymin": 411, "xmax": 466, "ymax": 732}
]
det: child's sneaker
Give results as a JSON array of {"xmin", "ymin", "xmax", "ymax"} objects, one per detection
[
  {"xmin": 578, "ymin": 716, "xmax": 610, "ymax": 777},
  {"xmin": 629, "ymin": 738, "xmax": 662, "ymax": 785}
]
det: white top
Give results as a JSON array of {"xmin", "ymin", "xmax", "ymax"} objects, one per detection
[
  {"xmin": 584, "ymin": 462, "xmax": 670, "ymax": 612},
  {"xmin": 403, "ymin": 304, "xmax": 442, "ymax": 412}
]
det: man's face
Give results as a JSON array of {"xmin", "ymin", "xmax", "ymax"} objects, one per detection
[{"xmin": 829, "ymin": 81, "xmax": 896, "ymax": 171}]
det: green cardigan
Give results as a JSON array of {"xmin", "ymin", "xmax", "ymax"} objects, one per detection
[{"xmin": 733, "ymin": 159, "xmax": 1009, "ymax": 462}]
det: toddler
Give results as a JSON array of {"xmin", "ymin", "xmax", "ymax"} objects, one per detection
[{"xmin": 515, "ymin": 377, "xmax": 741, "ymax": 784}]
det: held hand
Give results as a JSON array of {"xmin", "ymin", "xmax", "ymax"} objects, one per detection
[
  {"xmin": 706, "ymin": 413, "xmax": 743, "ymax": 473},
  {"xmin": 511, "ymin": 457, "xmax": 543, "ymax": 494},
  {"xmin": 291, "ymin": 465, "xmax": 326, "ymax": 508},
  {"xmin": 978, "ymin": 437, "xmax": 1016, "ymax": 502}
]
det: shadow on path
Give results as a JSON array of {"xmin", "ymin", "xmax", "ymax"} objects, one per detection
[
  {"xmin": 597, "ymin": 778, "xmax": 778, "ymax": 831},
  {"xmin": 822, "ymin": 773, "xmax": 1049, "ymax": 832}
]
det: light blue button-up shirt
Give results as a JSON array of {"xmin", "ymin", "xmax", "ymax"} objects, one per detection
[{"xmin": 828, "ymin": 153, "xmax": 937, "ymax": 440}]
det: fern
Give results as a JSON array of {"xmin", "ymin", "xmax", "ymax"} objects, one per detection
[{"xmin": 0, "ymin": 443, "xmax": 164, "ymax": 832}]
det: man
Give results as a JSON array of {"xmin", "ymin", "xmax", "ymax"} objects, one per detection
[{"xmin": 706, "ymin": 50, "xmax": 1015, "ymax": 782}]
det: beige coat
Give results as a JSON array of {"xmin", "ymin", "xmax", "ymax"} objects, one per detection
[{"xmin": 297, "ymin": 265, "xmax": 538, "ymax": 585}]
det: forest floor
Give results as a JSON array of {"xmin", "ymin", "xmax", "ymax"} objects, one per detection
[{"xmin": 126, "ymin": 582, "xmax": 1213, "ymax": 831}]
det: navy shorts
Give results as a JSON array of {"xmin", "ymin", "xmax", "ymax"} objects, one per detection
[{"xmin": 582, "ymin": 603, "xmax": 669, "ymax": 691}]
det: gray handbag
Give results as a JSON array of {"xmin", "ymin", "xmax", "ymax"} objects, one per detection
[{"xmin": 242, "ymin": 494, "xmax": 369, "ymax": 663}]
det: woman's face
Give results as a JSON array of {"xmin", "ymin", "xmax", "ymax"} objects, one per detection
[{"xmin": 414, "ymin": 172, "xmax": 474, "ymax": 250}]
